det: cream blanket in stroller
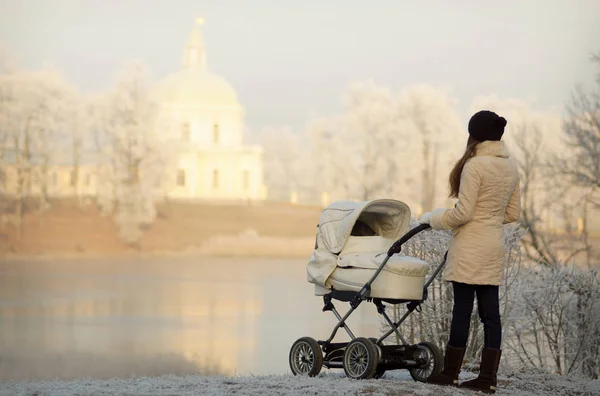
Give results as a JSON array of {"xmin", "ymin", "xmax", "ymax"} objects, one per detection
[{"xmin": 307, "ymin": 199, "xmax": 430, "ymax": 300}]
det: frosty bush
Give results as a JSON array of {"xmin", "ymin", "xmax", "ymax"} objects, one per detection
[
  {"xmin": 380, "ymin": 221, "xmax": 600, "ymax": 378},
  {"xmin": 507, "ymin": 264, "xmax": 600, "ymax": 378}
]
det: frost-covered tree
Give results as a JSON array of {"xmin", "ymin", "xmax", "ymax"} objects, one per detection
[
  {"xmin": 256, "ymin": 126, "xmax": 307, "ymax": 202},
  {"xmin": 0, "ymin": 48, "xmax": 15, "ymax": 164},
  {"xmin": 31, "ymin": 70, "xmax": 77, "ymax": 200},
  {"xmin": 0, "ymin": 65, "xmax": 76, "ymax": 238},
  {"xmin": 555, "ymin": 53, "xmax": 600, "ymax": 197},
  {"xmin": 306, "ymin": 114, "xmax": 352, "ymax": 200},
  {"xmin": 306, "ymin": 82, "xmax": 464, "ymax": 209},
  {"xmin": 67, "ymin": 93, "xmax": 93, "ymax": 200},
  {"xmin": 396, "ymin": 85, "xmax": 464, "ymax": 213},
  {"xmin": 307, "ymin": 81, "xmax": 407, "ymax": 202},
  {"xmin": 91, "ymin": 61, "xmax": 171, "ymax": 246}
]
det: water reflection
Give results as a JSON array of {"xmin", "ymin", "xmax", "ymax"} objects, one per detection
[{"xmin": 0, "ymin": 257, "xmax": 382, "ymax": 380}]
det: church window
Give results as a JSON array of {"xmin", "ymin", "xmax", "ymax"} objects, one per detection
[
  {"xmin": 242, "ymin": 170, "xmax": 250, "ymax": 190},
  {"xmin": 213, "ymin": 124, "xmax": 219, "ymax": 144},
  {"xmin": 84, "ymin": 173, "xmax": 91, "ymax": 186},
  {"xmin": 52, "ymin": 172, "xmax": 59, "ymax": 186},
  {"xmin": 182, "ymin": 123, "xmax": 191, "ymax": 141},
  {"xmin": 212, "ymin": 169, "xmax": 219, "ymax": 189},
  {"xmin": 176, "ymin": 169, "xmax": 186, "ymax": 186},
  {"xmin": 69, "ymin": 170, "xmax": 77, "ymax": 186}
]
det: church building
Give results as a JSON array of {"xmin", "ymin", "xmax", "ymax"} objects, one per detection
[{"xmin": 155, "ymin": 19, "xmax": 266, "ymax": 201}]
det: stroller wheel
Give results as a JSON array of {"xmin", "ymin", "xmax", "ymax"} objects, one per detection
[
  {"xmin": 343, "ymin": 337, "xmax": 379, "ymax": 380},
  {"xmin": 373, "ymin": 366, "xmax": 387, "ymax": 379},
  {"xmin": 368, "ymin": 337, "xmax": 386, "ymax": 379},
  {"xmin": 289, "ymin": 337, "xmax": 323, "ymax": 377},
  {"xmin": 409, "ymin": 341, "xmax": 443, "ymax": 382}
]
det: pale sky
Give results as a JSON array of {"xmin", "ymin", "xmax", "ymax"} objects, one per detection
[{"xmin": 1, "ymin": 0, "xmax": 599, "ymax": 131}]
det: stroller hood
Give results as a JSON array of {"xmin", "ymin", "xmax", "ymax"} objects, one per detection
[
  {"xmin": 307, "ymin": 199, "xmax": 411, "ymax": 287},
  {"xmin": 319, "ymin": 199, "xmax": 411, "ymax": 254}
]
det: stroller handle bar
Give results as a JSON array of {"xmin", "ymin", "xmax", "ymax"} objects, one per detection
[{"xmin": 386, "ymin": 223, "xmax": 431, "ymax": 257}]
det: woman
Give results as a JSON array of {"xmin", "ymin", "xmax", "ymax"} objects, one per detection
[{"xmin": 418, "ymin": 110, "xmax": 520, "ymax": 394}]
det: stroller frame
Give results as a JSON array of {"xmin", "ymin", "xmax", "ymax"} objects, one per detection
[{"xmin": 289, "ymin": 223, "xmax": 449, "ymax": 380}]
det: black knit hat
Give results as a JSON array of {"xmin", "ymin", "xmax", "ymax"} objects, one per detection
[{"xmin": 468, "ymin": 110, "xmax": 507, "ymax": 142}]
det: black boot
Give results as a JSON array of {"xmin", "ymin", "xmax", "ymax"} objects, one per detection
[
  {"xmin": 460, "ymin": 348, "xmax": 502, "ymax": 394},
  {"xmin": 426, "ymin": 344, "xmax": 466, "ymax": 386}
]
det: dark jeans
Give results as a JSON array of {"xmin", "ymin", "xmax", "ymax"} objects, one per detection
[{"xmin": 448, "ymin": 281, "xmax": 502, "ymax": 349}]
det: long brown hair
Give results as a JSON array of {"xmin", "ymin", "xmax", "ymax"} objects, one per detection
[{"xmin": 449, "ymin": 135, "xmax": 480, "ymax": 199}]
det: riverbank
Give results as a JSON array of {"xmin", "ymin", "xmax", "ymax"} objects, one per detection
[
  {"xmin": 1, "ymin": 371, "xmax": 598, "ymax": 396},
  {"xmin": 1, "ymin": 231, "xmax": 316, "ymax": 261},
  {"xmin": 0, "ymin": 199, "xmax": 321, "ymax": 258}
]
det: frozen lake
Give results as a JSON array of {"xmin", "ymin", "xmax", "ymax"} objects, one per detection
[{"xmin": 0, "ymin": 256, "xmax": 382, "ymax": 380}]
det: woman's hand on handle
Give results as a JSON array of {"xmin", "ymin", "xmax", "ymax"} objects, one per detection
[{"xmin": 418, "ymin": 212, "xmax": 432, "ymax": 225}]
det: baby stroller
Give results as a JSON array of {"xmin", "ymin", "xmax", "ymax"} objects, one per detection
[{"xmin": 289, "ymin": 199, "xmax": 447, "ymax": 381}]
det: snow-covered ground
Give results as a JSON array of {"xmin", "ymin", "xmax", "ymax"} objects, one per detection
[{"xmin": 2, "ymin": 371, "xmax": 599, "ymax": 396}]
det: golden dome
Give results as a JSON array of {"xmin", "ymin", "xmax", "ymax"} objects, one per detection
[
  {"xmin": 156, "ymin": 19, "xmax": 240, "ymax": 108},
  {"xmin": 156, "ymin": 69, "xmax": 239, "ymax": 107}
]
